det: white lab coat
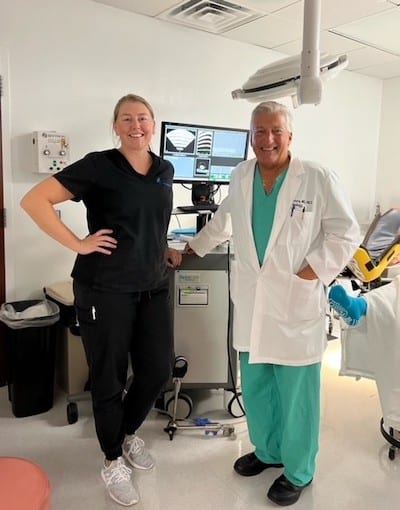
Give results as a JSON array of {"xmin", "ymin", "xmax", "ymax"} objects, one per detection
[
  {"xmin": 189, "ymin": 156, "xmax": 360, "ymax": 365},
  {"xmin": 340, "ymin": 275, "xmax": 400, "ymax": 430}
]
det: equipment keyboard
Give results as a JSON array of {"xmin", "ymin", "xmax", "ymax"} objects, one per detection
[{"xmin": 177, "ymin": 204, "xmax": 218, "ymax": 213}]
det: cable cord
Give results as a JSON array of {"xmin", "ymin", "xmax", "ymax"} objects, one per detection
[
  {"xmin": 210, "ymin": 184, "xmax": 221, "ymax": 201},
  {"xmin": 226, "ymin": 240, "xmax": 246, "ymax": 418}
]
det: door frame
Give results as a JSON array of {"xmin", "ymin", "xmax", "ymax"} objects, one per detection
[
  {"xmin": 0, "ymin": 48, "xmax": 15, "ymax": 385},
  {"xmin": 0, "ymin": 48, "xmax": 15, "ymax": 299}
]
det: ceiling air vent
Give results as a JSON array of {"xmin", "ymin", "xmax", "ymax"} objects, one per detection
[{"xmin": 157, "ymin": 0, "xmax": 263, "ymax": 34}]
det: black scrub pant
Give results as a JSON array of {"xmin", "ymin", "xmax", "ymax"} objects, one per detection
[{"xmin": 73, "ymin": 280, "xmax": 174, "ymax": 460}]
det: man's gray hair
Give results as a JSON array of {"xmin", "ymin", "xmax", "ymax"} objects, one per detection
[{"xmin": 250, "ymin": 101, "xmax": 293, "ymax": 132}]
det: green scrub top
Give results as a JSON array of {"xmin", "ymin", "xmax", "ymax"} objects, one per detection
[{"xmin": 252, "ymin": 163, "xmax": 288, "ymax": 265}]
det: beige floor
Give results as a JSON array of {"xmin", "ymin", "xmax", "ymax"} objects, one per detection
[{"xmin": 0, "ymin": 325, "xmax": 399, "ymax": 510}]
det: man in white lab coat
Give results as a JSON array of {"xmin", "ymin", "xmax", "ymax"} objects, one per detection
[{"xmin": 185, "ymin": 101, "xmax": 360, "ymax": 506}]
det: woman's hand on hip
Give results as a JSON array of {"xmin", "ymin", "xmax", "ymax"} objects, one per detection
[{"xmin": 78, "ymin": 229, "xmax": 118, "ymax": 255}]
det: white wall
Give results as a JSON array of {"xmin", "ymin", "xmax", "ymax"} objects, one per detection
[
  {"xmin": 376, "ymin": 77, "xmax": 400, "ymax": 211},
  {"xmin": 0, "ymin": 0, "xmax": 383, "ymax": 299}
]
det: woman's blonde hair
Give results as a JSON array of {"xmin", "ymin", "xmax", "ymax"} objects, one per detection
[{"xmin": 113, "ymin": 93, "xmax": 155, "ymax": 122}]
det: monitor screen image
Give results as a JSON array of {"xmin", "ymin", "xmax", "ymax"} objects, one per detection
[{"xmin": 159, "ymin": 121, "xmax": 250, "ymax": 185}]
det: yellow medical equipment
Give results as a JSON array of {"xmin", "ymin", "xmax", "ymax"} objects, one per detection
[
  {"xmin": 347, "ymin": 208, "xmax": 400, "ymax": 283},
  {"xmin": 347, "ymin": 242, "xmax": 400, "ymax": 282}
]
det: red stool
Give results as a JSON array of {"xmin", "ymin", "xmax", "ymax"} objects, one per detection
[{"xmin": 0, "ymin": 457, "xmax": 50, "ymax": 510}]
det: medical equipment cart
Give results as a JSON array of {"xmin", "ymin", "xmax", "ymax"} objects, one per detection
[{"xmin": 164, "ymin": 243, "xmax": 239, "ymax": 424}]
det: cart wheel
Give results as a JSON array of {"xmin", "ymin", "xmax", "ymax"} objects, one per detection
[
  {"xmin": 165, "ymin": 393, "xmax": 193, "ymax": 419},
  {"xmin": 226, "ymin": 392, "xmax": 245, "ymax": 418},
  {"xmin": 67, "ymin": 402, "xmax": 78, "ymax": 424},
  {"xmin": 388, "ymin": 447, "xmax": 396, "ymax": 460},
  {"xmin": 164, "ymin": 423, "xmax": 177, "ymax": 441}
]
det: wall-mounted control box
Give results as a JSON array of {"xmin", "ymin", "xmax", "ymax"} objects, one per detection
[{"xmin": 32, "ymin": 131, "xmax": 70, "ymax": 174}]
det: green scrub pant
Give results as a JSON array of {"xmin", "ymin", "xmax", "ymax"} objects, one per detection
[{"xmin": 240, "ymin": 352, "xmax": 321, "ymax": 486}]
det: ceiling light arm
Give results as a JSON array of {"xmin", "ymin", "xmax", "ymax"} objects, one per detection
[
  {"xmin": 298, "ymin": 0, "xmax": 322, "ymax": 105},
  {"xmin": 231, "ymin": 0, "xmax": 347, "ymax": 106}
]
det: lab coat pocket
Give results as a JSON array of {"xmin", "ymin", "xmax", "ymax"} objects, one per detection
[
  {"xmin": 230, "ymin": 261, "xmax": 257, "ymax": 308},
  {"xmin": 277, "ymin": 211, "xmax": 313, "ymax": 246},
  {"xmin": 259, "ymin": 269, "xmax": 291, "ymax": 321},
  {"xmin": 289, "ymin": 274, "xmax": 322, "ymax": 321}
]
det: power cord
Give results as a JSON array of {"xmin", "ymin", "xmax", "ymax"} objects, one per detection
[{"xmin": 226, "ymin": 240, "xmax": 246, "ymax": 418}]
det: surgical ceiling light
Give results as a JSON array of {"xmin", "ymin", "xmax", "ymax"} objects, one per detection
[{"xmin": 231, "ymin": 0, "xmax": 348, "ymax": 107}]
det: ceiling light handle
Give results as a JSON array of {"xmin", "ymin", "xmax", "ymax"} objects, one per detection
[{"xmin": 299, "ymin": 0, "xmax": 322, "ymax": 105}]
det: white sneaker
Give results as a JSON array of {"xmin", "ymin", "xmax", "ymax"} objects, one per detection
[
  {"xmin": 123, "ymin": 434, "xmax": 155, "ymax": 470},
  {"xmin": 101, "ymin": 457, "xmax": 139, "ymax": 506}
]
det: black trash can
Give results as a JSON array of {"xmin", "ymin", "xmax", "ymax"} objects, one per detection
[{"xmin": 0, "ymin": 299, "xmax": 59, "ymax": 417}]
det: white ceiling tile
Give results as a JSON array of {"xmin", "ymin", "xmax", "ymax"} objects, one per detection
[
  {"xmin": 320, "ymin": 31, "xmax": 364, "ymax": 54},
  {"xmin": 234, "ymin": 0, "xmax": 300, "ymax": 14},
  {"xmin": 346, "ymin": 47, "xmax": 399, "ymax": 71},
  {"xmin": 354, "ymin": 58, "xmax": 400, "ymax": 79},
  {"xmin": 260, "ymin": 0, "xmax": 395, "ymax": 28},
  {"xmin": 332, "ymin": 9, "xmax": 400, "ymax": 55},
  {"xmin": 223, "ymin": 13, "xmax": 302, "ymax": 48},
  {"xmin": 267, "ymin": 1, "xmax": 303, "ymax": 22},
  {"xmin": 318, "ymin": 0, "xmax": 395, "ymax": 29},
  {"xmin": 270, "ymin": 27, "xmax": 363, "ymax": 55},
  {"xmin": 92, "ymin": 0, "xmax": 181, "ymax": 17},
  {"xmin": 274, "ymin": 39, "xmax": 302, "ymax": 55}
]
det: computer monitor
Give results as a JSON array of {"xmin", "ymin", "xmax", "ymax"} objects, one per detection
[{"xmin": 159, "ymin": 120, "xmax": 250, "ymax": 204}]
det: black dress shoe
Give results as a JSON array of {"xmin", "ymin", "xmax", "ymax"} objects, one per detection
[
  {"xmin": 267, "ymin": 474, "xmax": 312, "ymax": 506},
  {"xmin": 233, "ymin": 452, "xmax": 283, "ymax": 477}
]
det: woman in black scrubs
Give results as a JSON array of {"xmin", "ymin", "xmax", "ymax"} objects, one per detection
[{"xmin": 21, "ymin": 93, "xmax": 182, "ymax": 506}]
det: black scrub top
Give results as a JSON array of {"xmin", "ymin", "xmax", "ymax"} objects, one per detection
[{"xmin": 54, "ymin": 149, "xmax": 174, "ymax": 293}]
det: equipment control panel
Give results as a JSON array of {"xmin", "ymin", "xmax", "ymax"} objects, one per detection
[{"xmin": 32, "ymin": 131, "xmax": 70, "ymax": 174}]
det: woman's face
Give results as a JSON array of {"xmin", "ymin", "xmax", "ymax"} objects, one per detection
[{"xmin": 114, "ymin": 101, "xmax": 155, "ymax": 152}]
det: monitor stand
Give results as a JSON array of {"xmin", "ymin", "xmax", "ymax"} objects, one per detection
[
  {"xmin": 191, "ymin": 182, "xmax": 215, "ymax": 232},
  {"xmin": 191, "ymin": 182, "xmax": 214, "ymax": 206}
]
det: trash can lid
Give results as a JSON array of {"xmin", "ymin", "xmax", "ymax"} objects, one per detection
[
  {"xmin": 0, "ymin": 299, "xmax": 60, "ymax": 329},
  {"xmin": 44, "ymin": 280, "xmax": 74, "ymax": 306},
  {"xmin": 1, "ymin": 300, "xmax": 59, "ymax": 320}
]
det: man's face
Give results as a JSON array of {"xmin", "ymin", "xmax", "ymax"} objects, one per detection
[{"xmin": 250, "ymin": 111, "xmax": 292, "ymax": 170}]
